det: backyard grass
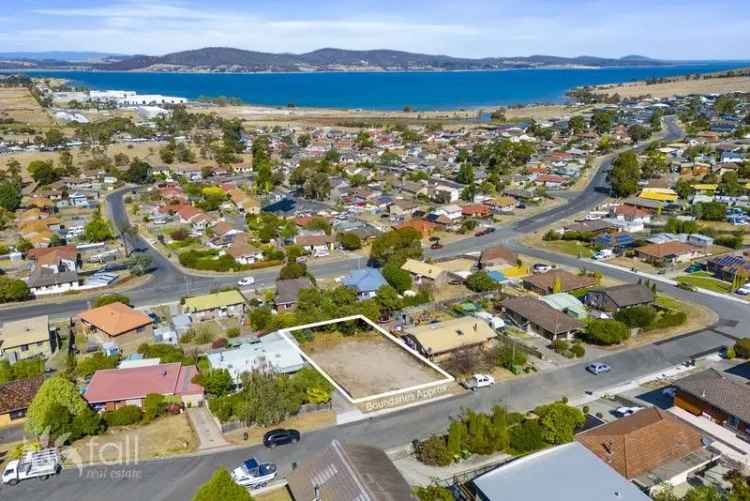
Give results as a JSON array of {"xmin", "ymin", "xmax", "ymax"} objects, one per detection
[{"xmin": 676, "ymin": 274, "xmax": 732, "ymax": 294}]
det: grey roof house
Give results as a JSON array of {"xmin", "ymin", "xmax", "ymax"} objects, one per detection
[
  {"xmin": 287, "ymin": 440, "xmax": 414, "ymax": 501},
  {"xmin": 472, "ymin": 442, "xmax": 650, "ymax": 501},
  {"xmin": 583, "ymin": 284, "xmax": 655, "ymax": 312},
  {"xmin": 274, "ymin": 277, "xmax": 314, "ymax": 310}
]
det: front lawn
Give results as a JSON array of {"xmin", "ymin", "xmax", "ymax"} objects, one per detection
[
  {"xmin": 540, "ymin": 240, "xmax": 594, "ymax": 258},
  {"xmin": 676, "ymin": 274, "xmax": 732, "ymax": 294}
]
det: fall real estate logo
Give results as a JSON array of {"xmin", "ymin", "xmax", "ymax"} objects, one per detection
[{"xmin": 28, "ymin": 428, "xmax": 144, "ymax": 481}]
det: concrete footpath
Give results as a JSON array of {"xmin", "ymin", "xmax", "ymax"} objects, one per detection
[{"xmin": 186, "ymin": 407, "xmax": 229, "ymax": 450}]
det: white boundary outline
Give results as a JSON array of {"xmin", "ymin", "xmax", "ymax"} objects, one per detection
[{"xmin": 275, "ymin": 314, "xmax": 454, "ymax": 405}]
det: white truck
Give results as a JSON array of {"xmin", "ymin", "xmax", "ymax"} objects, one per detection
[
  {"xmin": 593, "ymin": 249, "xmax": 614, "ymax": 260},
  {"xmin": 231, "ymin": 457, "xmax": 277, "ymax": 489},
  {"xmin": 2, "ymin": 448, "xmax": 62, "ymax": 486}
]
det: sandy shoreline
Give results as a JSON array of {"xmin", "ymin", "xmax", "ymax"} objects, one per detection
[{"xmin": 590, "ymin": 67, "xmax": 750, "ymax": 99}]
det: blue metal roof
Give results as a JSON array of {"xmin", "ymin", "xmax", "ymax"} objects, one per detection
[{"xmin": 342, "ymin": 267, "xmax": 387, "ymax": 293}]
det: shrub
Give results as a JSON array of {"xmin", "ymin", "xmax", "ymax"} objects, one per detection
[
  {"xmin": 615, "ymin": 305, "xmax": 657, "ymax": 328},
  {"xmin": 414, "ymin": 485, "xmax": 453, "ymax": 501},
  {"xmin": 226, "ymin": 327, "xmax": 241, "ymax": 338},
  {"xmin": 570, "ymin": 343, "xmax": 585, "ymax": 358},
  {"xmin": 104, "ymin": 405, "xmax": 142, "ymax": 427},
  {"xmin": 735, "ymin": 338, "xmax": 750, "ymax": 359},
  {"xmin": 497, "ymin": 346, "xmax": 527, "ymax": 369},
  {"xmin": 465, "ymin": 271, "xmax": 500, "ymax": 293},
  {"xmin": 550, "ymin": 339, "xmax": 569, "ymax": 353},
  {"xmin": 584, "ymin": 319, "xmax": 629, "ymax": 345},
  {"xmin": 142, "ymin": 394, "xmax": 166, "ymax": 424},
  {"xmin": 726, "ymin": 346, "xmax": 736, "ymax": 360},
  {"xmin": 510, "ymin": 420, "xmax": 545, "ymax": 453},
  {"xmin": 211, "ymin": 338, "xmax": 228, "ymax": 349},
  {"xmin": 417, "ymin": 435, "xmax": 452, "ymax": 466},
  {"xmin": 646, "ymin": 311, "xmax": 687, "ymax": 331},
  {"xmin": 93, "ymin": 294, "xmax": 130, "ymax": 307},
  {"xmin": 338, "ymin": 232, "xmax": 362, "ymax": 250}
]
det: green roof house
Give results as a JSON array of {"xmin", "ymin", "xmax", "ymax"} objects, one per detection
[{"xmin": 541, "ymin": 293, "xmax": 588, "ymax": 320}]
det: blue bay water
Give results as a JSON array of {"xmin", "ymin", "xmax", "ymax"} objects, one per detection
[{"xmin": 24, "ymin": 63, "xmax": 749, "ymax": 110}]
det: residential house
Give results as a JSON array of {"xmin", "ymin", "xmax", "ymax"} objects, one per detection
[
  {"xmin": 404, "ymin": 317, "xmax": 496, "ymax": 361},
  {"xmin": 610, "ymin": 205, "xmax": 652, "ymax": 225},
  {"xmin": 396, "ymin": 219, "xmax": 437, "ymax": 239},
  {"xmin": 577, "ymin": 408, "xmax": 715, "ymax": 494},
  {"xmin": 0, "ymin": 376, "xmax": 44, "ymax": 426},
  {"xmin": 206, "ymin": 332, "xmax": 305, "ymax": 383},
  {"xmin": 295, "ymin": 233, "xmax": 336, "ymax": 256},
  {"xmin": 501, "ymin": 297, "xmax": 584, "ymax": 340},
  {"xmin": 472, "ymin": 442, "xmax": 651, "ymax": 501},
  {"xmin": 583, "ymin": 284, "xmax": 655, "ymax": 312},
  {"xmin": 342, "ymin": 268, "xmax": 388, "ymax": 299},
  {"xmin": 540, "ymin": 293, "xmax": 588, "ymax": 320},
  {"xmin": 78, "ymin": 302, "xmax": 154, "ymax": 338},
  {"xmin": 462, "ymin": 204, "xmax": 492, "ymax": 218},
  {"xmin": 287, "ymin": 440, "xmax": 413, "ymax": 501},
  {"xmin": 84, "ymin": 362, "xmax": 204, "ymax": 410},
  {"xmin": 275, "ymin": 277, "xmax": 314, "ymax": 310},
  {"xmin": 562, "ymin": 220, "xmax": 617, "ymax": 235},
  {"xmin": 0, "ymin": 316, "xmax": 57, "ymax": 362},
  {"xmin": 27, "ymin": 245, "xmax": 80, "ymax": 271},
  {"xmin": 27, "ymin": 266, "xmax": 81, "ymax": 296},
  {"xmin": 183, "ymin": 290, "xmax": 247, "ymax": 320},
  {"xmin": 674, "ymin": 369, "xmax": 750, "ymax": 440},
  {"xmin": 523, "ymin": 270, "xmax": 598, "ymax": 295},
  {"xmin": 479, "ymin": 245, "xmax": 518, "ymax": 269},
  {"xmin": 636, "ymin": 241, "xmax": 706, "ymax": 266},
  {"xmin": 401, "ymin": 259, "xmax": 449, "ymax": 288},
  {"xmin": 226, "ymin": 237, "xmax": 264, "ymax": 265}
]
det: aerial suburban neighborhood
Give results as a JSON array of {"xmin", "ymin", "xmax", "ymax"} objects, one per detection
[{"xmin": 2, "ymin": 18, "xmax": 750, "ymax": 501}]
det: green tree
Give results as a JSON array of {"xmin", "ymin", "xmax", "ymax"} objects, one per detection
[
  {"xmin": 0, "ymin": 181, "xmax": 22, "ymax": 211},
  {"xmin": 382, "ymin": 260, "xmax": 413, "ymax": 292},
  {"xmin": 84, "ymin": 210, "xmax": 114, "ymax": 242},
  {"xmin": 122, "ymin": 158, "xmax": 151, "ymax": 184},
  {"xmin": 534, "ymin": 401, "xmax": 585, "ymax": 444},
  {"xmin": 0, "ymin": 277, "xmax": 32, "ymax": 303},
  {"xmin": 592, "ymin": 109, "xmax": 615, "ymax": 133},
  {"xmin": 584, "ymin": 319, "xmax": 630, "ymax": 345},
  {"xmin": 568, "ymin": 115, "xmax": 586, "ymax": 134},
  {"xmin": 279, "ymin": 261, "xmax": 307, "ymax": 280},
  {"xmin": 127, "ymin": 252, "xmax": 153, "ymax": 276},
  {"xmin": 338, "ymin": 232, "xmax": 362, "ymax": 250},
  {"xmin": 198, "ymin": 369, "xmax": 233, "ymax": 397},
  {"xmin": 28, "ymin": 160, "xmax": 61, "ymax": 186},
  {"xmin": 509, "ymin": 420, "xmax": 545, "ymax": 452},
  {"xmin": 457, "ymin": 163, "xmax": 475, "ymax": 185},
  {"xmin": 44, "ymin": 128, "xmax": 66, "ymax": 147},
  {"xmin": 375, "ymin": 285, "xmax": 403, "ymax": 316},
  {"xmin": 465, "ymin": 271, "xmax": 499, "ymax": 292},
  {"xmin": 369, "ymin": 228, "xmax": 423, "ymax": 267},
  {"xmin": 714, "ymin": 94, "xmax": 738, "ymax": 115},
  {"xmin": 417, "ymin": 435, "xmax": 452, "ymax": 466},
  {"xmin": 610, "ymin": 150, "xmax": 641, "ymax": 197},
  {"xmin": 194, "ymin": 467, "xmax": 254, "ymax": 501},
  {"xmin": 76, "ymin": 352, "xmax": 120, "ymax": 379},
  {"xmin": 26, "ymin": 376, "xmax": 90, "ymax": 436}
]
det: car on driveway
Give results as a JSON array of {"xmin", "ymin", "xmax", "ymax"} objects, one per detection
[
  {"xmin": 532, "ymin": 263, "xmax": 552, "ymax": 273},
  {"xmin": 614, "ymin": 406, "xmax": 643, "ymax": 417},
  {"xmin": 263, "ymin": 429, "xmax": 300, "ymax": 448},
  {"xmin": 430, "ymin": 243, "xmax": 443, "ymax": 250},
  {"xmin": 586, "ymin": 362, "xmax": 611, "ymax": 375},
  {"xmin": 238, "ymin": 277, "xmax": 255, "ymax": 287}
]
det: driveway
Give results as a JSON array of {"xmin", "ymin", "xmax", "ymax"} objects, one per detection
[{"xmin": 186, "ymin": 407, "xmax": 229, "ymax": 450}]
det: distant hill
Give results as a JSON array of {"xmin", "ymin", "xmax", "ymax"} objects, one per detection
[
  {"xmin": 87, "ymin": 47, "xmax": 682, "ymax": 73},
  {"xmin": 0, "ymin": 47, "xmax": 704, "ymax": 72},
  {"xmin": 0, "ymin": 51, "xmax": 128, "ymax": 62}
]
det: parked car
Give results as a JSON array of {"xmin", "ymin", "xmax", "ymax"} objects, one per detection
[
  {"xmin": 262, "ymin": 429, "xmax": 300, "ymax": 448},
  {"xmin": 593, "ymin": 249, "xmax": 614, "ymax": 260},
  {"xmin": 661, "ymin": 387, "xmax": 676, "ymax": 397},
  {"xmin": 586, "ymin": 362, "xmax": 611, "ymax": 375},
  {"xmin": 430, "ymin": 243, "xmax": 444, "ymax": 250},
  {"xmin": 614, "ymin": 406, "xmax": 643, "ymax": 417},
  {"xmin": 685, "ymin": 263, "xmax": 704, "ymax": 273},
  {"xmin": 101, "ymin": 262, "xmax": 128, "ymax": 272},
  {"xmin": 461, "ymin": 374, "xmax": 495, "ymax": 390},
  {"xmin": 736, "ymin": 284, "xmax": 750, "ymax": 296},
  {"xmin": 532, "ymin": 263, "xmax": 552, "ymax": 273},
  {"xmin": 238, "ymin": 277, "xmax": 256, "ymax": 287}
]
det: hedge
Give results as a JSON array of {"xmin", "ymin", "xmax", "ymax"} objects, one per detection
[
  {"xmin": 645, "ymin": 311, "xmax": 687, "ymax": 331},
  {"xmin": 584, "ymin": 319, "xmax": 630, "ymax": 345},
  {"xmin": 735, "ymin": 338, "xmax": 750, "ymax": 359},
  {"xmin": 103, "ymin": 405, "xmax": 142, "ymax": 427}
]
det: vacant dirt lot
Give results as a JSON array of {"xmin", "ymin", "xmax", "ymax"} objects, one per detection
[
  {"xmin": 302, "ymin": 330, "xmax": 445, "ymax": 399},
  {"xmin": 69, "ymin": 414, "xmax": 196, "ymax": 465}
]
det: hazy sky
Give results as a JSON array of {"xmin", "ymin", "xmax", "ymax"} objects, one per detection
[{"xmin": 4, "ymin": 0, "xmax": 750, "ymax": 59}]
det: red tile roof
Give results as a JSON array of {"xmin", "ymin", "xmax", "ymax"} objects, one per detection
[
  {"xmin": 79, "ymin": 302, "xmax": 153, "ymax": 337},
  {"xmin": 84, "ymin": 363, "xmax": 203, "ymax": 404}
]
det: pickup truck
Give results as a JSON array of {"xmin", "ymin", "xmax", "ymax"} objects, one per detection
[
  {"xmin": 2, "ymin": 448, "xmax": 62, "ymax": 486},
  {"xmin": 231, "ymin": 457, "xmax": 277, "ymax": 489},
  {"xmin": 461, "ymin": 374, "xmax": 496, "ymax": 391}
]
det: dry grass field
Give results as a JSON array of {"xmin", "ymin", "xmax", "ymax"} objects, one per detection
[
  {"xmin": 0, "ymin": 87, "xmax": 53, "ymax": 127},
  {"xmin": 595, "ymin": 74, "xmax": 750, "ymax": 99}
]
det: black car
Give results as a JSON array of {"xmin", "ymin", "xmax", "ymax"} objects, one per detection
[{"xmin": 263, "ymin": 429, "xmax": 300, "ymax": 448}]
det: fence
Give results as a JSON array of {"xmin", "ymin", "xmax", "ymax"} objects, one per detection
[{"xmin": 496, "ymin": 333, "xmax": 544, "ymax": 360}]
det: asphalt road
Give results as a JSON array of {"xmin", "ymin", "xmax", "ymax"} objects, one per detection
[{"xmin": 1, "ymin": 324, "xmax": 732, "ymax": 501}]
